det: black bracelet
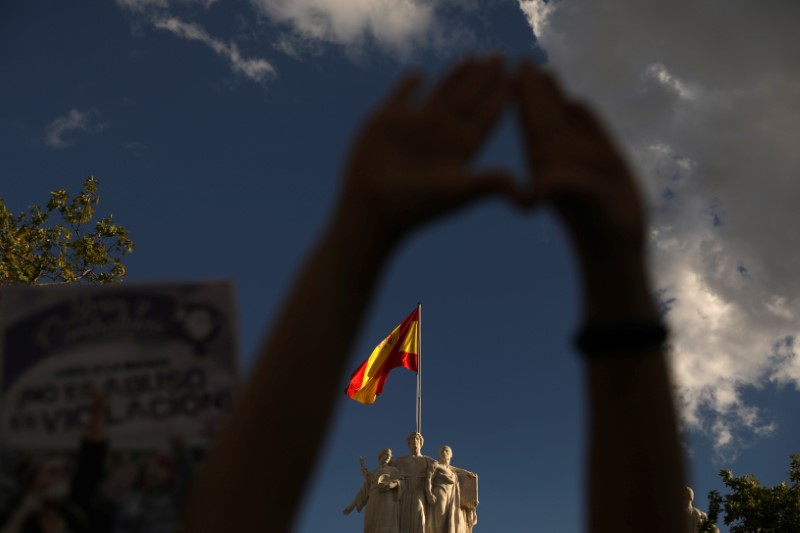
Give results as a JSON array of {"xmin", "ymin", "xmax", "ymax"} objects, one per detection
[{"xmin": 575, "ymin": 321, "xmax": 668, "ymax": 356}]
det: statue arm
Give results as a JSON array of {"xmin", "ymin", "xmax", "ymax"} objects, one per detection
[
  {"xmin": 344, "ymin": 480, "xmax": 369, "ymax": 515},
  {"xmin": 425, "ymin": 460, "xmax": 437, "ymax": 505},
  {"xmin": 426, "ymin": 456, "xmax": 438, "ymax": 472},
  {"xmin": 378, "ymin": 479, "xmax": 400, "ymax": 492},
  {"xmin": 450, "ymin": 466, "xmax": 477, "ymax": 478}
]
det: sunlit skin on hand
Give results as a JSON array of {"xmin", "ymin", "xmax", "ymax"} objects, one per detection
[{"xmin": 338, "ymin": 56, "xmax": 524, "ymax": 243}]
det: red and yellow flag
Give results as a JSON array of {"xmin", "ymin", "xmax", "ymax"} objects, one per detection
[{"xmin": 345, "ymin": 308, "xmax": 419, "ymax": 404}]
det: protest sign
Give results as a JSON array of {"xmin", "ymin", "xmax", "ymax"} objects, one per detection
[{"xmin": 0, "ymin": 281, "xmax": 239, "ymax": 451}]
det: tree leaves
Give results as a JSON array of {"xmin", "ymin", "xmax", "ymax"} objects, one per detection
[
  {"xmin": 703, "ymin": 454, "xmax": 800, "ymax": 532},
  {"xmin": 0, "ymin": 176, "xmax": 134, "ymax": 285}
]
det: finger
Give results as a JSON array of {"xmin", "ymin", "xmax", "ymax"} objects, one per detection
[
  {"xmin": 417, "ymin": 113, "xmax": 479, "ymax": 153},
  {"xmin": 443, "ymin": 56, "xmax": 507, "ymax": 116},
  {"xmin": 421, "ymin": 61, "xmax": 510, "ymax": 154},
  {"xmin": 564, "ymin": 100, "xmax": 605, "ymax": 132},
  {"xmin": 526, "ymin": 176, "xmax": 567, "ymax": 209},
  {"xmin": 92, "ymin": 391, "xmax": 107, "ymax": 411},
  {"xmin": 562, "ymin": 100, "xmax": 632, "ymax": 180},
  {"xmin": 454, "ymin": 168, "xmax": 526, "ymax": 207},
  {"xmin": 529, "ymin": 166, "xmax": 612, "ymax": 231},
  {"xmin": 426, "ymin": 57, "xmax": 479, "ymax": 109},
  {"xmin": 562, "ymin": 100, "xmax": 619, "ymax": 154},
  {"xmin": 516, "ymin": 61, "xmax": 569, "ymax": 148},
  {"xmin": 468, "ymin": 64, "xmax": 511, "ymax": 136},
  {"xmin": 382, "ymin": 71, "xmax": 425, "ymax": 109}
]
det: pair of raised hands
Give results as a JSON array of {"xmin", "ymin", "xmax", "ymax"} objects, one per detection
[
  {"xmin": 183, "ymin": 59, "xmax": 671, "ymax": 533},
  {"xmin": 339, "ymin": 57, "xmax": 646, "ymax": 282}
]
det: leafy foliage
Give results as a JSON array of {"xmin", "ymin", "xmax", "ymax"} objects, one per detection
[
  {"xmin": 703, "ymin": 454, "xmax": 800, "ymax": 532},
  {"xmin": 0, "ymin": 176, "xmax": 134, "ymax": 285},
  {"xmin": 699, "ymin": 490, "xmax": 722, "ymax": 533}
]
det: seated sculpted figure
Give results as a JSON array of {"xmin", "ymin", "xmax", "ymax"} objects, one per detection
[
  {"xmin": 343, "ymin": 448, "xmax": 402, "ymax": 533},
  {"xmin": 392, "ymin": 433, "xmax": 436, "ymax": 533},
  {"xmin": 430, "ymin": 446, "xmax": 477, "ymax": 533}
]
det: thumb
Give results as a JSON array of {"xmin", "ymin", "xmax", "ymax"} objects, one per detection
[{"xmin": 464, "ymin": 168, "xmax": 527, "ymax": 206}]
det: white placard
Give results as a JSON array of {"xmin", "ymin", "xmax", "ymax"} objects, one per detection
[{"xmin": 0, "ymin": 281, "xmax": 239, "ymax": 451}]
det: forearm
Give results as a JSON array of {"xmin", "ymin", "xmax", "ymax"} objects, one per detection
[
  {"xmin": 72, "ymin": 438, "xmax": 108, "ymax": 507},
  {"xmin": 581, "ymin": 260, "xmax": 685, "ymax": 533},
  {"xmin": 586, "ymin": 349, "xmax": 684, "ymax": 532},
  {"xmin": 514, "ymin": 57, "xmax": 684, "ymax": 533},
  {"xmin": 186, "ymin": 207, "xmax": 396, "ymax": 533}
]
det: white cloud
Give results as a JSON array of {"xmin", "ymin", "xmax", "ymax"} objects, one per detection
[
  {"xmin": 44, "ymin": 109, "xmax": 109, "ymax": 149},
  {"xmin": 121, "ymin": 0, "xmax": 476, "ymax": 73},
  {"xmin": 116, "ymin": 0, "xmax": 276, "ymax": 85},
  {"xmin": 644, "ymin": 63, "xmax": 695, "ymax": 101},
  {"xmin": 518, "ymin": 0, "xmax": 553, "ymax": 41},
  {"xmin": 153, "ymin": 17, "xmax": 276, "ymax": 83},
  {"xmin": 116, "ymin": 0, "xmax": 217, "ymax": 13},
  {"xmin": 518, "ymin": 0, "xmax": 800, "ymax": 459},
  {"xmin": 251, "ymin": 0, "xmax": 435, "ymax": 55}
]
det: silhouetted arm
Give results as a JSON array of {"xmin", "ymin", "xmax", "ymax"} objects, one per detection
[
  {"xmin": 515, "ymin": 61, "xmax": 685, "ymax": 533},
  {"xmin": 72, "ymin": 393, "xmax": 108, "ymax": 510},
  {"xmin": 185, "ymin": 57, "xmax": 520, "ymax": 533}
]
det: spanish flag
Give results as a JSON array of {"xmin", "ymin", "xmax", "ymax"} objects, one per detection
[{"xmin": 345, "ymin": 308, "xmax": 420, "ymax": 404}]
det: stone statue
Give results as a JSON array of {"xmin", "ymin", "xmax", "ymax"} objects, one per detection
[
  {"xmin": 343, "ymin": 448, "xmax": 402, "ymax": 533},
  {"xmin": 429, "ymin": 445, "xmax": 478, "ymax": 533},
  {"xmin": 457, "ymin": 466, "xmax": 479, "ymax": 533},
  {"xmin": 685, "ymin": 486, "xmax": 717, "ymax": 533},
  {"xmin": 392, "ymin": 432, "xmax": 437, "ymax": 533},
  {"xmin": 344, "ymin": 436, "xmax": 480, "ymax": 533}
]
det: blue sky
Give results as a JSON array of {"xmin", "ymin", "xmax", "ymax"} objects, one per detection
[{"xmin": 2, "ymin": 1, "xmax": 800, "ymax": 531}]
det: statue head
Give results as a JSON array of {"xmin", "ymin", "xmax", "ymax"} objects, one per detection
[
  {"xmin": 439, "ymin": 445, "xmax": 452, "ymax": 465},
  {"xmin": 685, "ymin": 486, "xmax": 695, "ymax": 506},
  {"xmin": 378, "ymin": 448, "xmax": 392, "ymax": 465},
  {"xmin": 407, "ymin": 432, "xmax": 424, "ymax": 455}
]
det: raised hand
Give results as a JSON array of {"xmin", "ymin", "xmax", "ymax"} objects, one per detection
[
  {"xmin": 515, "ymin": 61, "xmax": 655, "ymax": 322},
  {"xmin": 338, "ymin": 56, "xmax": 522, "ymax": 243},
  {"xmin": 516, "ymin": 61, "xmax": 647, "ymax": 255},
  {"xmin": 515, "ymin": 62, "xmax": 684, "ymax": 533},
  {"xmin": 85, "ymin": 392, "xmax": 107, "ymax": 441}
]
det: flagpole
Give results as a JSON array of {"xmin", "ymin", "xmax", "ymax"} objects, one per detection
[{"xmin": 416, "ymin": 302, "xmax": 422, "ymax": 435}]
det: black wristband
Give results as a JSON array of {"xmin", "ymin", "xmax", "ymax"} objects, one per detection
[{"xmin": 575, "ymin": 321, "xmax": 668, "ymax": 356}]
